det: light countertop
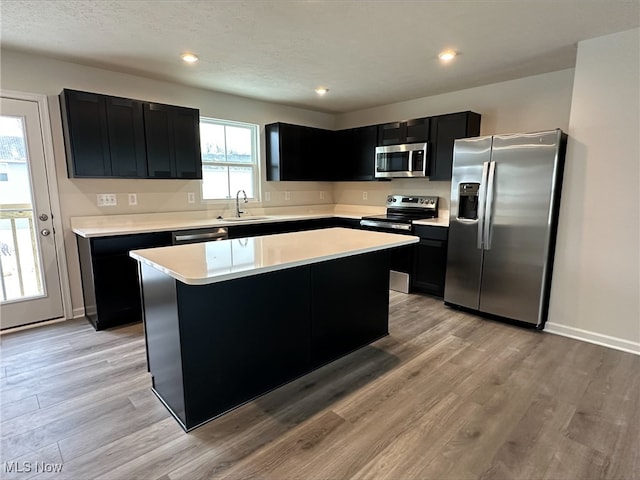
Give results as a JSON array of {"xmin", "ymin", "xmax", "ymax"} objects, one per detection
[
  {"xmin": 71, "ymin": 206, "xmax": 449, "ymax": 238},
  {"xmin": 130, "ymin": 227, "xmax": 419, "ymax": 285}
]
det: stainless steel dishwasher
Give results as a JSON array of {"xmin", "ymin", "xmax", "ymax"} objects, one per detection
[{"xmin": 171, "ymin": 227, "xmax": 228, "ymax": 245}]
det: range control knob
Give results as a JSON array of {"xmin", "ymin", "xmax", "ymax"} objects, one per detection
[{"xmin": 387, "ymin": 196, "xmax": 393, "ymax": 202}]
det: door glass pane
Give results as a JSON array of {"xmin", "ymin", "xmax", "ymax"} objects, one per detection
[{"xmin": 0, "ymin": 115, "xmax": 44, "ymax": 302}]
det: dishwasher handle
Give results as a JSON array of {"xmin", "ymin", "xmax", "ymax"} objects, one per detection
[{"xmin": 172, "ymin": 228, "xmax": 228, "ymax": 244}]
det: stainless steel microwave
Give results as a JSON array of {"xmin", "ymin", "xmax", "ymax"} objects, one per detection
[{"xmin": 375, "ymin": 142, "xmax": 429, "ymax": 178}]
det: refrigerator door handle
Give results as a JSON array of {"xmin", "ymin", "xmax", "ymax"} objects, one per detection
[
  {"xmin": 477, "ymin": 161, "xmax": 490, "ymax": 249},
  {"xmin": 484, "ymin": 161, "xmax": 497, "ymax": 250}
]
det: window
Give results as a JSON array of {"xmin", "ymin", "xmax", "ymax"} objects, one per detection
[{"xmin": 200, "ymin": 117, "xmax": 259, "ymax": 200}]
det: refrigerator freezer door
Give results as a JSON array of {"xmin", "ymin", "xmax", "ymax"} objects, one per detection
[
  {"xmin": 478, "ymin": 130, "xmax": 563, "ymax": 325},
  {"xmin": 444, "ymin": 136, "xmax": 492, "ymax": 310}
]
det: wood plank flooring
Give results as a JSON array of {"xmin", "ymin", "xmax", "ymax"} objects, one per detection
[{"xmin": 1, "ymin": 292, "xmax": 638, "ymax": 479}]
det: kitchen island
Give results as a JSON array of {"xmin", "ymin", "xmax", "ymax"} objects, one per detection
[{"xmin": 130, "ymin": 227, "xmax": 419, "ymax": 431}]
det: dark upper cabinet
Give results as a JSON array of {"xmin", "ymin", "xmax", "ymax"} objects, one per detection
[
  {"xmin": 60, "ymin": 90, "xmax": 112, "ymax": 177},
  {"xmin": 105, "ymin": 96, "xmax": 147, "ymax": 178},
  {"xmin": 266, "ymin": 112, "xmax": 480, "ymax": 182},
  {"xmin": 377, "ymin": 117, "xmax": 429, "ymax": 146},
  {"xmin": 60, "ymin": 89, "xmax": 201, "ymax": 179},
  {"xmin": 145, "ymin": 103, "xmax": 202, "ymax": 179},
  {"xmin": 266, "ymin": 122, "xmax": 333, "ymax": 181},
  {"xmin": 334, "ymin": 125, "xmax": 378, "ymax": 181},
  {"xmin": 429, "ymin": 111, "xmax": 481, "ymax": 181}
]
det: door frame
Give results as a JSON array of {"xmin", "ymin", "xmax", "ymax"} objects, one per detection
[{"xmin": 1, "ymin": 89, "xmax": 73, "ymax": 322}]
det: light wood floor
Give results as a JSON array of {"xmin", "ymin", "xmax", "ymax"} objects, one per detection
[{"xmin": 1, "ymin": 292, "xmax": 638, "ymax": 480}]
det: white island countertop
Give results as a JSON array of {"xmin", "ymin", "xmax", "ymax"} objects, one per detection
[{"xmin": 130, "ymin": 227, "xmax": 419, "ymax": 285}]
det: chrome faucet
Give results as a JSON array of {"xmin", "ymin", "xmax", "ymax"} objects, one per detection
[{"xmin": 235, "ymin": 189, "xmax": 248, "ymax": 217}]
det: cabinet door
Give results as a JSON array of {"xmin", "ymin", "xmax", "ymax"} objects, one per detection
[
  {"xmin": 405, "ymin": 117, "xmax": 430, "ymax": 143},
  {"xmin": 352, "ymin": 125, "xmax": 377, "ymax": 180},
  {"xmin": 278, "ymin": 123, "xmax": 304, "ymax": 180},
  {"xmin": 378, "ymin": 121, "xmax": 405, "ymax": 146},
  {"xmin": 143, "ymin": 103, "xmax": 174, "ymax": 178},
  {"xmin": 60, "ymin": 90, "xmax": 111, "ymax": 177},
  {"xmin": 412, "ymin": 238, "xmax": 448, "ymax": 297},
  {"xmin": 412, "ymin": 225, "xmax": 448, "ymax": 296},
  {"xmin": 265, "ymin": 122, "xmax": 330, "ymax": 181},
  {"xmin": 172, "ymin": 107, "xmax": 202, "ymax": 179},
  {"xmin": 430, "ymin": 112, "xmax": 481, "ymax": 180},
  {"xmin": 144, "ymin": 103, "xmax": 202, "ymax": 179},
  {"xmin": 105, "ymin": 96, "xmax": 147, "ymax": 178}
]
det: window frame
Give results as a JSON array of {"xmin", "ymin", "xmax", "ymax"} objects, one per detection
[{"xmin": 199, "ymin": 117, "xmax": 260, "ymax": 202}]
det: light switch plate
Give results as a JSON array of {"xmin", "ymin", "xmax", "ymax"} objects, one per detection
[
  {"xmin": 128, "ymin": 193, "xmax": 137, "ymax": 206},
  {"xmin": 187, "ymin": 192, "xmax": 195, "ymax": 204},
  {"xmin": 97, "ymin": 194, "xmax": 117, "ymax": 207},
  {"xmin": 285, "ymin": 191, "xmax": 291, "ymax": 201}
]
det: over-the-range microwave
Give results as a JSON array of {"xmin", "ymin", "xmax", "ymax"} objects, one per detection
[{"xmin": 375, "ymin": 142, "xmax": 429, "ymax": 179}]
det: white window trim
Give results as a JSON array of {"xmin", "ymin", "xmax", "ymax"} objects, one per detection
[{"xmin": 199, "ymin": 117, "xmax": 260, "ymax": 203}]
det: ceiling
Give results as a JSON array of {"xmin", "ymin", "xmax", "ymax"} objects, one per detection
[{"xmin": 1, "ymin": 0, "xmax": 639, "ymax": 113}]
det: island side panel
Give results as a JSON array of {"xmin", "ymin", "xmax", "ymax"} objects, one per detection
[
  {"xmin": 139, "ymin": 263, "xmax": 187, "ymax": 426},
  {"xmin": 310, "ymin": 250, "xmax": 391, "ymax": 367},
  {"xmin": 175, "ymin": 267, "xmax": 312, "ymax": 430}
]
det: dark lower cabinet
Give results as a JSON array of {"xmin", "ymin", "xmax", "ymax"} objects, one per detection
[
  {"xmin": 140, "ymin": 250, "xmax": 390, "ymax": 430},
  {"xmin": 310, "ymin": 251, "xmax": 390, "ymax": 366},
  {"xmin": 412, "ymin": 225, "xmax": 448, "ymax": 297},
  {"xmin": 76, "ymin": 232, "xmax": 172, "ymax": 330},
  {"xmin": 76, "ymin": 218, "xmax": 356, "ymax": 330}
]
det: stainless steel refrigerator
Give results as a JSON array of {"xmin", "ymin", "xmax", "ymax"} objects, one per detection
[{"xmin": 444, "ymin": 129, "xmax": 567, "ymax": 329}]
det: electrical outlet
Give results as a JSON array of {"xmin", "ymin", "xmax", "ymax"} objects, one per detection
[
  {"xmin": 187, "ymin": 192, "xmax": 195, "ymax": 204},
  {"xmin": 285, "ymin": 191, "xmax": 291, "ymax": 201},
  {"xmin": 363, "ymin": 191, "xmax": 368, "ymax": 200},
  {"xmin": 320, "ymin": 191, "xmax": 325, "ymax": 200},
  {"xmin": 97, "ymin": 194, "xmax": 117, "ymax": 207},
  {"xmin": 128, "ymin": 193, "xmax": 137, "ymax": 206},
  {"xmin": 264, "ymin": 191, "xmax": 271, "ymax": 202}
]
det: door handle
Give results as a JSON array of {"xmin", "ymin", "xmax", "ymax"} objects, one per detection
[
  {"xmin": 40, "ymin": 229, "xmax": 51, "ymax": 236},
  {"xmin": 477, "ymin": 161, "xmax": 490, "ymax": 249},
  {"xmin": 484, "ymin": 161, "xmax": 496, "ymax": 250}
]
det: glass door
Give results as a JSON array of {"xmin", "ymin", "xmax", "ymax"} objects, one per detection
[{"xmin": 0, "ymin": 97, "xmax": 63, "ymax": 329}]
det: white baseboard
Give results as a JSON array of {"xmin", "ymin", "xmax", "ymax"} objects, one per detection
[
  {"xmin": 545, "ymin": 322, "xmax": 640, "ymax": 355},
  {"xmin": 72, "ymin": 307, "xmax": 86, "ymax": 319}
]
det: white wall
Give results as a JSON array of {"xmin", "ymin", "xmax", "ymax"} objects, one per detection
[
  {"xmin": 333, "ymin": 69, "xmax": 575, "ymax": 212},
  {"xmin": 547, "ymin": 28, "xmax": 640, "ymax": 353}
]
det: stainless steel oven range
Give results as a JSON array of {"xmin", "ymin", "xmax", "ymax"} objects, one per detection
[{"xmin": 360, "ymin": 195, "xmax": 438, "ymax": 292}]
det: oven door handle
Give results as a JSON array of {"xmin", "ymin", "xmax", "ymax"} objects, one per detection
[{"xmin": 360, "ymin": 219, "xmax": 413, "ymax": 231}]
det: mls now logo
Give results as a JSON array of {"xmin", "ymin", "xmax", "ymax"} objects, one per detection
[{"xmin": 4, "ymin": 461, "xmax": 64, "ymax": 473}]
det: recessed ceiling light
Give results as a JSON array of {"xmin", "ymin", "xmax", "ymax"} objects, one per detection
[
  {"xmin": 438, "ymin": 50, "xmax": 457, "ymax": 62},
  {"xmin": 314, "ymin": 87, "xmax": 329, "ymax": 95},
  {"xmin": 181, "ymin": 52, "xmax": 199, "ymax": 63}
]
